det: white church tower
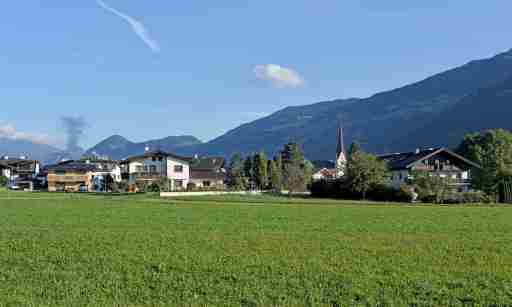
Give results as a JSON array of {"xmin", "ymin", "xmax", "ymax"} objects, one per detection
[{"xmin": 335, "ymin": 123, "xmax": 347, "ymax": 178}]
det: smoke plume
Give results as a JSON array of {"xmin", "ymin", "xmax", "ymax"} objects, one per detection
[{"xmin": 61, "ymin": 116, "xmax": 88, "ymax": 152}]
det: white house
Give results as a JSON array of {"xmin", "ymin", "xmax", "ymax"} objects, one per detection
[
  {"xmin": 0, "ymin": 156, "xmax": 40, "ymax": 190},
  {"xmin": 120, "ymin": 150, "xmax": 191, "ymax": 191},
  {"xmin": 378, "ymin": 147, "xmax": 481, "ymax": 192}
]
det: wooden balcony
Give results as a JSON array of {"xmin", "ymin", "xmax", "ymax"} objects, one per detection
[
  {"xmin": 131, "ymin": 172, "xmax": 166, "ymax": 180},
  {"xmin": 48, "ymin": 175, "xmax": 88, "ymax": 183}
]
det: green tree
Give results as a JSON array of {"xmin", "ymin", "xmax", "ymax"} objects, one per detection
[
  {"xmin": 283, "ymin": 163, "xmax": 306, "ymax": 195},
  {"xmin": 227, "ymin": 153, "xmax": 245, "ymax": 190},
  {"xmin": 346, "ymin": 151, "xmax": 388, "ymax": 200},
  {"xmin": 457, "ymin": 129, "xmax": 512, "ymax": 197},
  {"xmin": 0, "ymin": 176, "xmax": 8, "ymax": 188},
  {"xmin": 243, "ymin": 155, "xmax": 255, "ymax": 190},
  {"xmin": 304, "ymin": 160, "xmax": 315, "ymax": 185},
  {"xmin": 275, "ymin": 154, "xmax": 283, "ymax": 172},
  {"xmin": 411, "ymin": 171, "xmax": 454, "ymax": 204},
  {"xmin": 282, "ymin": 143, "xmax": 305, "ymax": 166},
  {"xmin": 253, "ymin": 151, "xmax": 269, "ymax": 190},
  {"xmin": 269, "ymin": 159, "xmax": 283, "ymax": 192},
  {"xmin": 281, "ymin": 143, "xmax": 307, "ymax": 194},
  {"xmin": 348, "ymin": 142, "xmax": 362, "ymax": 162}
]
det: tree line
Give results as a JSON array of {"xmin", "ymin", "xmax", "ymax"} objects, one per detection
[{"xmin": 226, "ymin": 143, "xmax": 314, "ymax": 193}]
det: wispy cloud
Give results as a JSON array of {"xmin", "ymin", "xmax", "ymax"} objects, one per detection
[
  {"xmin": 0, "ymin": 123, "xmax": 57, "ymax": 146},
  {"xmin": 254, "ymin": 64, "xmax": 305, "ymax": 89},
  {"xmin": 96, "ymin": 0, "xmax": 161, "ymax": 53}
]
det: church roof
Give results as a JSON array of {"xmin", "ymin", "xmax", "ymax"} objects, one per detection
[{"xmin": 336, "ymin": 124, "xmax": 345, "ymax": 157}]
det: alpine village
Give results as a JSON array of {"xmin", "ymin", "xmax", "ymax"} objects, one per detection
[{"xmin": 2, "ymin": 123, "xmax": 511, "ymax": 204}]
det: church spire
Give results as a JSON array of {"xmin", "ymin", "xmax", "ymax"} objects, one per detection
[
  {"xmin": 335, "ymin": 122, "xmax": 347, "ymax": 178},
  {"xmin": 336, "ymin": 122, "xmax": 345, "ymax": 157}
]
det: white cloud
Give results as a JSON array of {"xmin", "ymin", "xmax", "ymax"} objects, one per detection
[
  {"xmin": 254, "ymin": 64, "xmax": 305, "ymax": 89},
  {"xmin": 96, "ymin": 0, "xmax": 161, "ymax": 53},
  {"xmin": 0, "ymin": 123, "xmax": 56, "ymax": 146}
]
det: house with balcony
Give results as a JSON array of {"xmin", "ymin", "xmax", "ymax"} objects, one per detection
[
  {"xmin": 189, "ymin": 156, "xmax": 227, "ymax": 189},
  {"xmin": 378, "ymin": 148, "xmax": 481, "ymax": 192},
  {"xmin": 46, "ymin": 161, "xmax": 97, "ymax": 192},
  {"xmin": 0, "ymin": 156, "xmax": 40, "ymax": 190},
  {"xmin": 120, "ymin": 150, "xmax": 191, "ymax": 191}
]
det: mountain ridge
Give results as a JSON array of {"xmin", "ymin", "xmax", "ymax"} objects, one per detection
[
  {"xmin": 174, "ymin": 48, "xmax": 512, "ymax": 160},
  {"xmin": 85, "ymin": 135, "xmax": 202, "ymax": 160}
]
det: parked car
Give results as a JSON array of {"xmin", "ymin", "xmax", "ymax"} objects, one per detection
[{"xmin": 8, "ymin": 183, "xmax": 20, "ymax": 190}]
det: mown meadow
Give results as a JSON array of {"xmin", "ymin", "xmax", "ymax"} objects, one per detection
[{"xmin": 0, "ymin": 189, "xmax": 511, "ymax": 306}]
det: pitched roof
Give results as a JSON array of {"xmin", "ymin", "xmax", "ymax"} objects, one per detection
[
  {"xmin": 190, "ymin": 157, "xmax": 225, "ymax": 170},
  {"xmin": 46, "ymin": 161, "xmax": 97, "ymax": 172},
  {"xmin": 123, "ymin": 150, "xmax": 191, "ymax": 163},
  {"xmin": 313, "ymin": 168, "xmax": 337, "ymax": 179},
  {"xmin": 378, "ymin": 147, "xmax": 481, "ymax": 170},
  {"xmin": 0, "ymin": 158, "xmax": 38, "ymax": 167}
]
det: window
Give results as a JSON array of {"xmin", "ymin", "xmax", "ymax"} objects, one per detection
[
  {"xmin": 175, "ymin": 180, "xmax": 183, "ymax": 189},
  {"xmin": 152, "ymin": 157, "xmax": 156, "ymax": 162},
  {"xmin": 150, "ymin": 165, "xmax": 157, "ymax": 173},
  {"xmin": 203, "ymin": 181, "xmax": 211, "ymax": 187},
  {"xmin": 158, "ymin": 157, "xmax": 163, "ymax": 161},
  {"xmin": 174, "ymin": 165, "xmax": 184, "ymax": 173}
]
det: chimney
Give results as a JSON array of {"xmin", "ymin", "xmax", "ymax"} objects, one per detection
[
  {"xmin": 145, "ymin": 146, "xmax": 150, "ymax": 152},
  {"xmin": 194, "ymin": 154, "xmax": 199, "ymax": 159},
  {"xmin": 415, "ymin": 148, "xmax": 420, "ymax": 154}
]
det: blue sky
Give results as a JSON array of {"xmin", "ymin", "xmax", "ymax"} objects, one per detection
[{"xmin": 1, "ymin": 0, "xmax": 511, "ymax": 149}]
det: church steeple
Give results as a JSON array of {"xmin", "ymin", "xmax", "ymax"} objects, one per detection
[
  {"xmin": 335, "ymin": 122, "xmax": 347, "ymax": 178},
  {"xmin": 336, "ymin": 123, "xmax": 345, "ymax": 158}
]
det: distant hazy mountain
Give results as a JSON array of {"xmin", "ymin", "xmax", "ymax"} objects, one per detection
[
  {"xmin": 180, "ymin": 49, "xmax": 512, "ymax": 160},
  {"xmin": 0, "ymin": 138, "xmax": 61, "ymax": 164},
  {"xmin": 85, "ymin": 135, "xmax": 202, "ymax": 160}
]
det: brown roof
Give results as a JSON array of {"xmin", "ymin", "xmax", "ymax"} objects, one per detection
[
  {"xmin": 190, "ymin": 169, "xmax": 226, "ymax": 181},
  {"xmin": 46, "ymin": 161, "xmax": 97, "ymax": 173},
  {"xmin": 123, "ymin": 150, "xmax": 191, "ymax": 164},
  {"xmin": 190, "ymin": 157, "xmax": 225, "ymax": 170},
  {"xmin": 378, "ymin": 147, "xmax": 481, "ymax": 171},
  {"xmin": 314, "ymin": 168, "xmax": 336, "ymax": 179}
]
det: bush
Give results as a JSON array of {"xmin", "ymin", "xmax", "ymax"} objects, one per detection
[
  {"xmin": 310, "ymin": 180, "xmax": 336, "ymax": 198},
  {"xmin": 311, "ymin": 179, "xmax": 418, "ymax": 203},
  {"xmin": 0, "ymin": 176, "xmax": 8, "ymax": 187},
  {"xmin": 113, "ymin": 181, "xmax": 129, "ymax": 193},
  {"xmin": 366, "ymin": 184, "xmax": 397, "ymax": 202},
  {"xmin": 187, "ymin": 183, "xmax": 227, "ymax": 192},
  {"xmin": 367, "ymin": 184, "xmax": 416, "ymax": 202},
  {"xmin": 146, "ymin": 183, "xmax": 161, "ymax": 193},
  {"xmin": 395, "ymin": 185, "xmax": 416, "ymax": 203},
  {"xmin": 443, "ymin": 191, "xmax": 492, "ymax": 204}
]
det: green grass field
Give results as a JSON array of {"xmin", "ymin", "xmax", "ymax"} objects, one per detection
[{"xmin": 1, "ymin": 189, "xmax": 511, "ymax": 306}]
